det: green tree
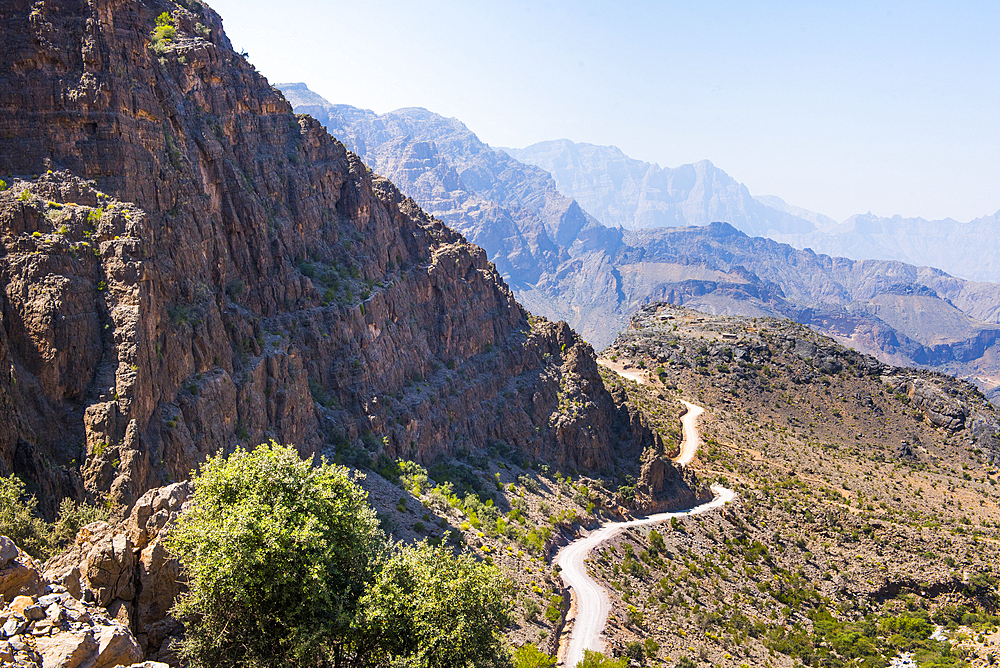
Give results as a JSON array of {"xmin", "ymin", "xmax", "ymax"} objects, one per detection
[
  {"xmin": 167, "ymin": 442, "xmax": 386, "ymax": 668},
  {"xmin": 359, "ymin": 540, "xmax": 513, "ymax": 668}
]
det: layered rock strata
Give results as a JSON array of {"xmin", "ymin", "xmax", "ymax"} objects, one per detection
[{"xmin": 0, "ymin": 0, "xmax": 686, "ymax": 515}]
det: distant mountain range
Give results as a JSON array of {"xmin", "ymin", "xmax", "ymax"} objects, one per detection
[
  {"xmin": 501, "ymin": 140, "xmax": 817, "ymax": 237},
  {"xmin": 278, "ymin": 82, "xmax": 1000, "ymax": 399},
  {"xmin": 506, "ymin": 138, "xmax": 1000, "ymax": 285},
  {"xmin": 769, "ymin": 210, "xmax": 1000, "ymax": 285}
]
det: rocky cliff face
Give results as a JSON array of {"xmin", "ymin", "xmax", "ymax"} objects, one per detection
[
  {"xmin": 0, "ymin": 0, "xmax": 667, "ymax": 516},
  {"xmin": 276, "ymin": 84, "xmax": 602, "ymax": 292}
]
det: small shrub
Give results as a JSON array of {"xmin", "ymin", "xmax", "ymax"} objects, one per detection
[
  {"xmin": 0, "ymin": 475, "xmax": 52, "ymax": 559},
  {"xmin": 514, "ymin": 642, "xmax": 555, "ymax": 668},
  {"xmin": 524, "ymin": 599, "xmax": 541, "ymax": 623},
  {"xmin": 51, "ymin": 497, "xmax": 109, "ymax": 549},
  {"xmin": 151, "ymin": 12, "xmax": 177, "ymax": 53},
  {"xmin": 578, "ymin": 650, "xmax": 628, "ymax": 668}
]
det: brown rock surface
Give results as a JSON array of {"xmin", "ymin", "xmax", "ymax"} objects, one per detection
[
  {"xmin": 43, "ymin": 482, "xmax": 192, "ymax": 662},
  {"xmin": 0, "ymin": 539, "xmax": 44, "ymax": 602},
  {"xmin": 0, "ymin": 0, "xmax": 660, "ymax": 520},
  {"xmin": 1, "ymin": 536, "xmax": 142, "ymax": 668}
]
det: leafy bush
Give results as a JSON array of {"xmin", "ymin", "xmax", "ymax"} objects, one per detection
[
  {"xmin": 50, "ymin": 497, "xmax": 109, "ymax": 549},
  {"xmin": 623, "ymin": 641, "xmax": 645, "ymax": 665},
  {"xmin": 360, "ymin": 540, "xmax": 512, "ymax": 668},
  {"xmin": 150, "ymin": 12, "xmax": 177, "ymax": 53},
  {"xmin": 168, "ymin": 441, "xmax": 512, "ymax": 668},
  {"xmin": 513, "ymin": 643, "xmax": 554, "ymax": 668},
  {"xmin": 0, "ymin": 475, "xmax": 52, "ymax": 558},
  {"xmin": 648, "ymin": 529, "xmax": 665, "ymax": 554},
  {"xmin": 544, "ymin": 596, "xmax": 562, "ymax": 623},
  {"xmin": 167, "ymin": 441, "xmax": 386, "ymax": 667},
  {"xmin": 0, "ymin": 476, "xmax": 109, "ymax": 560},
  {"xmin": 577, "ymin": 650, "xmax": 628, "ymax": 668}
]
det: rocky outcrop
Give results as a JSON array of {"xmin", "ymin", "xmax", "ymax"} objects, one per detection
[
  {"xmin": 43, "ymin": 482, "xmax": 192, "ymax": 664},
  {"xmin": 633, "ymin": 447, "xmax": 705, "ymax": 513},
  {"xmin": 0, "ymin": 0, "xmax": 653, "ymax": 518},
  {"xmin": 0, "ymin": 483, "xmax": 193, "ymax": 667},
  {"xmin": 1, "ymin": 536, "xmax": 149, "ymax": 668},
  {"xmin": 1, "ymin": 537, "xmax": 45, "ymax": 603},
  {"xmin": 883, "ymin": 376, "xmax": 972, "ymax": 433}
]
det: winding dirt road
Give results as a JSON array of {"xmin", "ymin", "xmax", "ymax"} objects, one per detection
[
  {"xmin": 555, "ymin": 396, "xmax": 734, "ymax": 666},
  {"xmin": 675, "ymin": 400, "xmax": 703, "ymax": 466}
]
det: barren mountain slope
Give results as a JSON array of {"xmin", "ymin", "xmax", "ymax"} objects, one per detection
[{"xmin": 580, "ymin": 303, "xmax": 1000, "ymax": 667}]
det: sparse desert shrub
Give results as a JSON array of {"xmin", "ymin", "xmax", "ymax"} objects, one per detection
[
  {"xmin": 150, "ymin": 12, "xmax": 177, "ymax": 53},
  {"xmin": 0, "ymin": 475, "xmax": 109, "ymax": 560},
  {"xmin": 577, "ymin": 650, "xmax": 628, "ymax": 668},
  {"xmin": 514, "ymin": 642, "xmax": 555, "ymax": 668},
  {"xmin": 0, "ymin": 475, "xmax": 54, "ymax": 558}
]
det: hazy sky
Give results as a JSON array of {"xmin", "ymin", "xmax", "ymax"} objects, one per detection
[{"xmin": 206, "ymin": 0, "xmax": 999, "ymax": 223}]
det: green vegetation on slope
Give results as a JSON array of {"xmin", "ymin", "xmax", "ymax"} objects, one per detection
[
  {"xmin": 0, "ymin": 474, "xmax": 109, "ymax": 560},
  {"xmin": 166, "ymin": 441, "xmax": 512, "ymax": 668}
]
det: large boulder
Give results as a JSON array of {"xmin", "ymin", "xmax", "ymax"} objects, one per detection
[{"xmin": 0, "ymin": 536, "xmax": 45, "ymax": 603}]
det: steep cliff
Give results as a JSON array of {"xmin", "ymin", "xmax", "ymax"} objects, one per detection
[{"xmin": 0, "ymin": 0, "xmax": 674, "ymax": 515}]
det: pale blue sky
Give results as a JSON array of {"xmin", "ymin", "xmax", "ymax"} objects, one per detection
[{"xmin": 206, "ymin": 0, "xmax": 999, "ymax": 223}]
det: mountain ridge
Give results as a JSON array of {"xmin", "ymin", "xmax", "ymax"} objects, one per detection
[
  {"xmin": 502, "ymin": 138, "xmax": 819, "ymax": 237},
  {"xmin": 277, "ymin": 83, "xmax": 1000, "ymax": 400}
]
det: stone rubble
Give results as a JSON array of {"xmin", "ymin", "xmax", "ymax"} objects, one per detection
[
  {"xmin": 1, "ymin": 547, "xmax": 147, "ymax": 668},
  {"xmin": 0, "ymin": 482, "xmax": 195, "ymax": 667}
]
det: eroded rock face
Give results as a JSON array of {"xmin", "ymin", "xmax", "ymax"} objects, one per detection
[
  {"xmin": 0, "ymin": 0, "xmax": 651, "ymax": 518},
  {"xmin": 884, "ymin": 376, "xmax": 972, "ymax": 432}
]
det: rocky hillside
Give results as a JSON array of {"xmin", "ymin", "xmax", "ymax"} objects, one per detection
[
  {"xmin": 585, "ymin": 303, "xmax": 1000, "ymax": 667},
  {"xmin": 503, "ymin": 139, "xmax": 817, "ymax": 236},
  {"xmin": 0, "ymin": 0, "xmax": 686, "ymax": 519},
  {"xmin": 279, "ymin": 85, "xmax": 1000, "ymax": 400},
  {"xmin": 276, "ymin": 83, "xmax": 599, "ymax": 292}
]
